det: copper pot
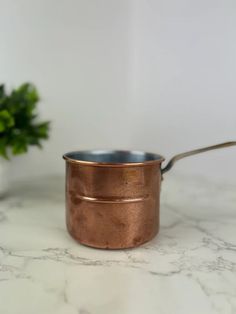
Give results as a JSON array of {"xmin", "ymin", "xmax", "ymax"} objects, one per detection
[{"xmin": 63, "ymin": 141, "xmax": 236, "ymax": 249}]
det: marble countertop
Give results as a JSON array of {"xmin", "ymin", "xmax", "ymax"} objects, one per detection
[{"xmin": 0, "ymin": 174, "xmax": 235, "ymax": 314}]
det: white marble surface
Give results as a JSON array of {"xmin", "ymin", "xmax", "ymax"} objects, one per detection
[{"xmin": 0, "ymin": 174, "xmax": 236, "ymax": 314}]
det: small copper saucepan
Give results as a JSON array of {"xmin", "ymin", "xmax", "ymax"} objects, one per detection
[{"xmin": 63, "ymin": 141, "xmax": 236, "ymax": 249}]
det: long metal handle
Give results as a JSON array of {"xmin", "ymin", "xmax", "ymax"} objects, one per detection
[{"xmin": 161, "ymin": 141, "xmax": 236, "ymax": 174}]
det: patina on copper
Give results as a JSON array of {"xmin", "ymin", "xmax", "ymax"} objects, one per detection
[{"xmin": 63, "ymin": 141, "xmax": 236, "ymax": 249}]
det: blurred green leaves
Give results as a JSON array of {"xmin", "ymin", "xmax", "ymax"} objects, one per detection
[
  {"xmin": 0, "ymin": 83, "xmax": 50, "ymax": 159},
  {"xmin": 0, "ymin": 110, "xmax": 15, "ymax": 132}
]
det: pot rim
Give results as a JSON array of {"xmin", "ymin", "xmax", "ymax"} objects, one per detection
[{"xmin": 63, "ymin": 149, "xmax": 165, "ymax": 167}]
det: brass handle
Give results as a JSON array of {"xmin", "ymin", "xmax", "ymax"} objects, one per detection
[{"xmin": 161, "ymin": 141, "xmax": 236, "ymax": 174}]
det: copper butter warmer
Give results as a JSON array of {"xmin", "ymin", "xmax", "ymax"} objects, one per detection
[{"xmin": 63, "ymin": 141, "xmax": 236, "ymax": 249}]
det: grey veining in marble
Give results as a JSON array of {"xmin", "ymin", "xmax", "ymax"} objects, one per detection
[{"xmin": 0, "ymin": 175, "xmax": 235, "ymax": 314}]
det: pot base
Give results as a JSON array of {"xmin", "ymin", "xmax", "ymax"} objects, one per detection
[{"xmin": 67, "ymin": 226, "xmax": 159, "ymax": 249}]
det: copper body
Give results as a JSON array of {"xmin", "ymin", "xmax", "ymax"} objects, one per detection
[
  {"xmin": 65, "ymin": 160, "xmax": 163, "ymax": 249},
  {"xmin": 63, "ymin": 141, "xmax": 236, "ymax": 249}
]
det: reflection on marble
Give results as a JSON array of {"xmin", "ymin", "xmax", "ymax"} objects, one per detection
[{"xmin": 0, "ymin": 175, "xmax": 235, "ymax": 314}]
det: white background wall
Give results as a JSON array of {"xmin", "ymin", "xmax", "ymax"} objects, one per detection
[{"xmin": 0, "ymin": 0, "xmax": 236, "ymax": 182}]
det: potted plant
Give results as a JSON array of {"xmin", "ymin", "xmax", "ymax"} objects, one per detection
[{"xmin": 0, "ymin": 83, "xmax": 50, "ymax": 196}]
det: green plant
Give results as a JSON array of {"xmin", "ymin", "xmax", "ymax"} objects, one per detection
[{"xmin": 0, "ymin": 83, "xmax": 50, "ymax": 159}]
